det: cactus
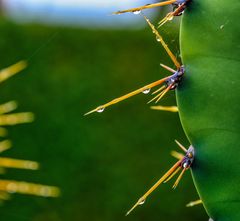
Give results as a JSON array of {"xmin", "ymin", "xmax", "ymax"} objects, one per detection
[{"xmin": 87, "ymin": 0, "xmax": 240, "ymax": 220}]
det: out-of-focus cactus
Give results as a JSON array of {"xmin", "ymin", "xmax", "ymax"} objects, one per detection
[{"xmin": 0, "ymin": 61, "xmax": 59, "ymax": 201}]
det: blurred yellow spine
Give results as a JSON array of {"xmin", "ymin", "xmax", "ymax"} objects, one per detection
[
  {"xmin": 0, "ymin": 61, "xmax": 27, "ymax": 83},
  {"xmin": 0, "ymin": 140, "xmax": 12, "ymax": 153},
  {"xmin": 0, "ymin": 112, "xmax": 34, "ymax": 126},
  {"xmin": 0, "ymin": 61, "xmax": 60, "ymax": 200},
  {"xmin": 0, "ymin": 158, "xmax": 39, "ymax": 170},
  {"xmin": 186, "ymin": 199, "xmax": 202, "ymax": 207},
  {"xmin": 0, "ymin": 180, "xmax": 60, "ymax": 197},
  {"xmin": 0, "ymin": 101, "xmax": 18, "ymax": 115},
  {"xmin": 151, "ymin": 105, "xmax": 178, "ymax": 112}
]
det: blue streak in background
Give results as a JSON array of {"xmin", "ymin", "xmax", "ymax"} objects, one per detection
[{"xmin": 2, "ymin": 0, "xmax": 159, "ymax": 29}]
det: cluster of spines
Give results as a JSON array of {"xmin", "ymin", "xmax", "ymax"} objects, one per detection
[
  {"xmin": 85, "ymin": 13, "xmax": 183, "ymax": 116},
  {"xmin": 86, "ymin": 0, "xmax": 203, "ymax": 216},
  {"xmin": 0, "ymin": 61, "xmax": 59, "ymax": 201}
]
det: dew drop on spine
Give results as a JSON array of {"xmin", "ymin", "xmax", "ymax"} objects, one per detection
[
  {"xmin": 133, "ymin": 10, "xmax": 141, "ymax": 15},
  {"xmin": 97, "ymin": 107, "xmax": 105, "ymax": 113},
  {"xmin": 142, "ymin": 88, "xmax": 151, "ymax": 94}
]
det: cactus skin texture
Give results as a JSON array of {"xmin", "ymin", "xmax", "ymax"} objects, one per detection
[{"xmin": 177, "ymin": 0, "xmax": 240, "ymax": 220}]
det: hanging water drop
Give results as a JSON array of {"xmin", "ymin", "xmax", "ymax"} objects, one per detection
[
  {"xmin": 97, "ymin": 107, "xmax": 105, "ymax": 113},
  {"xmin": 156, "ymin": 36, "xmax": 161, "ymax": 42},
  {"xmin": 139, "ymin": 199, "xmax": 145, "ymax": 205},
  {"xmin": 133, "ymin": 10, "xmax": 141, "ymax": 15},
  {"xmin": 183, "ymin": 162, "xmax": 188, "ymax": 168},
  {"xmin": 142, "ymin": 88, "xmax": 151, "ymax": 94}
]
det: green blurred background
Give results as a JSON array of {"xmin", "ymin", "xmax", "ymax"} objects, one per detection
[{"xmin": 0, "ymin": 12, "xmax": 207, "ymax": 221}]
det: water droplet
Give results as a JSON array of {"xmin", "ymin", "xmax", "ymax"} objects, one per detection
[
  {"xmin": 139, "ymin": 199, "xmax": 145, "ymax": 205},
  {"xmin": 97, "ymin": 107, "xmax": 105, "ymax": 113},
  {"xmin": 133, "ymin": 10, "xmax": 141, "ymax": 15},
  {"xmin": 183, "ymin": 162, "xmax": 188, "ymax": 168},
  {"xmin": 142, "ymin": 88, "xmax": 151, "ymax": 94},
  {"xmin": 156, "ymin": 36, "xmax": 161, "ymax": 42}
]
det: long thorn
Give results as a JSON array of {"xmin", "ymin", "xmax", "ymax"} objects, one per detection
[
  {"xmin": 0, "ymin": 101, "xmax": 18, "ymax": 115},
  {"xmin": 152, "ymin": 85, "xmax": 166, "ymax": 95},
  {"xmin": 0, "ymin": 158, "xmax": 39, "ymax": 170},
  {"xmin": 170, "ymin": 150, "xmax": 184, "ymax": 160},
  {"xmin": 150, "ymin": 106, "xmax": 178, "ymax": 112},
  {"xmin": 143, "ymin": 15, "xmax": 181, "ymax": 69},
  {"xmin": 126, "ymin": 160, "xmax": 181, "ymax": 216},
  {"xmin": 147, "ymin": 88, "xmax": 166, "ymax": 104},
  {"xmin": 148, "ymin": 83, "xmax": 172, "ymax": 105},
  {"xmin": 0, "ymin": 113, "xmax": 34, "ymax": 126},
  {"xmin": 158, "ymin": 2, "xmax": 187, "ymax": 28},
  {"xmin": 164, "ymin": 167, "xmax": 181, "ymax": 183},
  {"xmin": 155, "ymin": 84, "xmax": 172, "ymax": 103},
  {"xmin": 160, "ymin": 64, "xmax": 176, "ymax": 73},
  {"xmin": 158, "ymin": 12, "xmax": 174, "ymax": 27},
  {"xmin": 172, "ymin": 2, "xmax": 188, "ymax": 16},
  {"xmin": 175, "ymin": 140, "xmax": 187, "ymax": 153},
  {"xmin": 113, "ymin": 0, "xmax": 177, "ymax": 15},
  {"xmin": 172, "ymin": 167, "xmax": 186, "ymax": 189},
  {"xmin": 0, "ymin": 180, "xmax": 60, "ymax": 197},
  {"xmin": 0, "ymin": 61, "xmax": 27, "ymax": 83},
  {"xmin": 186, "ymin": 199, "xmax": 202, "ymax": 207},
  {"xmin": 85, "ymin": 76, "xmax": 170, "ymax": 116}
]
